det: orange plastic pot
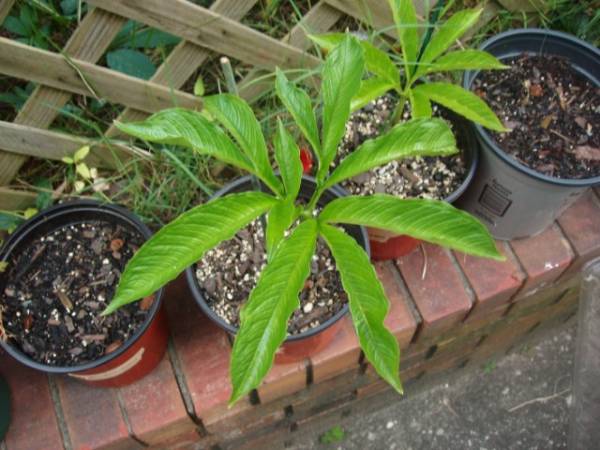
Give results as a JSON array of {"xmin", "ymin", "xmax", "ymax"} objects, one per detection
[
  {"xmin": 0, "ymin": 201, "xmax": 169, "ymax": 388},
  {"xmin": 187, "ymin": 175, "xmax": 370, "ymax": 364}
]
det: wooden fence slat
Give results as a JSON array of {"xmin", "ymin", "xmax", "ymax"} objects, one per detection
[
  {"xmin": 0, "ymin": 8, "xmax": 126, "ymax": 185},
  {"xmin": 0, "ymin": 38, "xmax": 202, "ymax": 113},
  {"xmin": 105, "ymin": 0, "xmax": 259, "ymax": 138},
  {"xmin": 0, "ymin": 120, "xmax": 139, "ymax": 168},
  {"xmin": 0, "ymin": 0, "xmax": 15, "ymax": 23},
  {"xmin": 87, "ymin": 0, "xmax": 320, "ymax": 71},
  {"xmin": 238, "ymin": 1, "xmax": 343, "ymax": 101},
  {"xmin": 0, "ymin": 188, "xmax": 38, "ymax": 210}
]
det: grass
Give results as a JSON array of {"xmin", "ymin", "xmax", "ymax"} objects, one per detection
[{"xmin": 1, "ymin": 0, "xmax": 599, "ymax": 228}]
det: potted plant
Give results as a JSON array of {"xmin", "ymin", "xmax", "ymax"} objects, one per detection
[
  {"xmin": 457, "ymin": 29, "xmax": 600, "ymax": 239},
  {"xmin": 309, "ymin": 0, "xmax": 507, "ymax": 259},
  {"xmin": 104, "ymin": 34, "xmax": 502, "ymax": 404},
  {"xmin": 0, "ymin": 201, "xmax": 169, "ymax": 387}
]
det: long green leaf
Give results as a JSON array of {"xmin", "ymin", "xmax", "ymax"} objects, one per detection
[
  {"xmin": 265, "ymin": 198, "xmax": 297, "ymax": 256},
  {"xmin": 275, "ymin": 69, "xmax": 321, "ymax": 160},
  {"xmin": 274, "ymin": 119, "xmax": 302, "ymax": 200},
  {"xmin": 104, "ymin": 192, "xmax": 277, "ymax": 314},
  {"xmin": 416, "ymin": 49, "xmax": 507, "ymax": 77},
  {"xmin": 320, "ymin": 34, "xmax": 364, "ymax": 181},
  {"xmin": 351, "ymin": 77, "xmax": 396, "ymax": 112},
  {"xmin": 389, "ymin": 0, "xmax": 419, "ymax": 75},
  {"xmin": 320, "ymin": 195, "xmax": 503, "ymax": 260},
  {"xmin": 204, "ymin": 94, "xmax": 283, "ymax": 195},
  {"xmin": 325, "ymin": 118, "xmax": 457, "ymax": 188},
  {"xmin": 230, "ymin": 219, "xmax": 318, "ymax": 405},
  {"xmin": 115, "ymin": 108, "xmax": 254, "ymax": 173},
  {"xmin": 320, "ymin": 223, "xmax": 402, "ymax": 393},
  {"xmin": 418, "ymin": 9, "xmax": 482, "ymax": 66},
  {"xmin": 408, "ymin": 89, "xmax": 432, "ymax": 118},
  {"xmin": 413, "ymin": 82, "xmax": 506, "ymax": 131},
  {"xmin": 309, "ymin": 33, "xmax": 399, "ymax": 86}
]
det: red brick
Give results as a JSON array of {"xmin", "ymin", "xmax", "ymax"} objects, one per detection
[
  {"xmin": 118, "ymin": 355, "xmax": 196, "ymax": 447},
  {"xmin": 558, "ymin": 190, "xmax": 600, "ymax": 275},
  {"xmin": 455, "ymin": 242, "xmax": 524, "ymax": 316},
  {"xmin": 463, "ymin": 301, "xmax": 510, "ymax": 324},
  {"xmin": 164, "ymin": 276, "xmax": 233, "ymax": 418},
  {"xmin": 257, "ymin": 359, "xmax": 307, "ymax": 404},
  {"xmin": 309, "ymin": 316, "xmax": 360, "ymax": 384},
  {"xmin": 375, "ymin": 262, "xmax": 418, "ymax": 347},
  {"xmin": 510, "ymin": 224, "xmax": 574, "ymax": 295},
  {"xmin": 56, "ymin": 376, "xmax": 140, "ymax": 450},
  {"xmin": 0, "ymin": 354, "xmax": 63, "ymax": 450},
  {"xmin": 396, "ymin": 244, "xmax": 471, "ymax": 337}
]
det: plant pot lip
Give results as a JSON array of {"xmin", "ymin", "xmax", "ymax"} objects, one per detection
[
  {"xmin": 0, "ymin": 200, "xmax": 165, "ymax": 374},
  {"xmin": 443, "ymin": 112, "xmax": 479, "ymax": 204},
  {"xmin": 186, "ymin": 174, "xmax": 370, "ymax": 342},
  {"xmin": 463, "ymin": 28, "xmax": 600, "ymax": 188}
]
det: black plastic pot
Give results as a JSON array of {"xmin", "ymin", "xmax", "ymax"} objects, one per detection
[
  {"xmin": 458, "ymin": 29, "xmax": 600, "ymax": 240},
  {"xmin": 186, "ymin": 175, "xmax": 369, "ymax": 363},
  {"xmin": 0, "ymin": 375, "xmax": 8, "ymax": 441},
  {"xmin": 0, "ymin": 201, "xmax": 169, "ymax": 387},
  {"xmin": 369, "ymin": 111, "xmax": 479, "ymax": 260}
]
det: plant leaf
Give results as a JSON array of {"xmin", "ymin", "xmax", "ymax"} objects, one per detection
[
  {"xmin": 325, "ymin": 118, "xmax": 456, "ymax": 188},
  {"xmin": 413, "ymin": 82, "xmax": 506, "ymax": 131},
  {"xmin": 3, "ymin": 16, "xmax": 29, "ymax": 36},
  {"xmin": 320, "ymin": 34, "xmax": 364, "ymax": 181},
  {"xmin": 351, "ymin": 77, "xmax": 396, "ymax": 112},
  {"xmin": 274, "ymin": 119, "xmax": 302, "ymax": 200},
  {"xmin": 106, "ymin": 49, "xmax": 156, "ymax": 80},
  {"xmin": 416, "ymin": 50, "xmax": 507, "ymax": 77},
  {"xmin": 114, "ymin": 108, "xmax": 255, "ymax": 174},
  {"xmin": 275, "ymin": 68, "xmax": 321, "ymax": 158},
  {"xmin": 309, "ymin": 33, "xmax": 399, "ymax": 86},
  {"xmin": 73, "ymin": 145, "xmax": 90, "ymax": 162},
  {"xmin": 75, "ymin": 163, "xmax": 91, "ymax": 180},
  {"xmin": 104, "ymin": 192, "xmax": 277, "ymax": 314},
  {"xmin": 320, "ymin": 195, "xmax": 503, "ymax": 260},
  {"xmin": 320, "ymin": 223, "xmax": 402, "ymax": 394},
  {"xmin": 193, "ymin": 76, "xmax": 205, "ymax": 97},
  {"xmin": 230, "ymin": 219, "xmax": 318, "ymax": 405},
  {"xmin": 408, "ymin": 89, "xmax": 432, "ymax": 118},
  {"xmin": 266, "ymin": 198, "xmax": 296, "ymax": 255},
  {"xmin": 418, "ymin": 9, "xmax": 482, "ymax": 67},
  {"xmin": 389, "ymin": 0, "xmax": 419, "ymax": 71},
  {"xmin": 204, "ymin": 94, "xmax": 283, "ymax": 196}
]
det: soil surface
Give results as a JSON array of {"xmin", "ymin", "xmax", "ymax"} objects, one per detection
[
  {"xmin": 0, "ymin": 221, "xmax": 151, "ymax": 367},
  {"xmin": 335, "ymin": 95, "xmax": 467, "ymax": 199},
  {"xmin": 195, "ymin": 219, "xmax": 347, "ymax": 335},
  {"xmin": 474, "ymin": 54, "xmax": 600, "ymax": 179}
]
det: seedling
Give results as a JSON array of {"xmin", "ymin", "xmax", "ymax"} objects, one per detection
[{"xmin": 104, "ymin": 35, "xmax": 502, "ymax": 405}]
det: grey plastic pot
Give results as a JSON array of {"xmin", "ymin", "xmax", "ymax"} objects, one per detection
[{"xmin": 457, "ymin": 29, "xmax": 600, "ymax": 240}]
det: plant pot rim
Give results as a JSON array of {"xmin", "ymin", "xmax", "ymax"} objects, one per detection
[
  {"xmin": 463, "ymin": 28, "xmax": 600, "ymax": 188},
  {"xmin": 0, "ymin": 200, "xmax": 165, "ymax": 374},
  {"xmin": 185, "ymin": 174, "xmax": 370, "ymax": 342}
]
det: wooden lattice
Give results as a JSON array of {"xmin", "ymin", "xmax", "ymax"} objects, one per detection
[{"xmin": 0, "ymin": 0, "xmax": 509, "ymax": 209}]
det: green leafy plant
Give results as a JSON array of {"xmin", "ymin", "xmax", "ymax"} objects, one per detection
[
  {"xmin": 309, "ymin": 0, "xmax": 508, "ymax": 130},
  {"xmin": 320, "ymin": 425, "xmax": 346, "ymax": 444},
  {"xmin": 103, "ymin": 35, "xmax": 502, "ymax": 405}
]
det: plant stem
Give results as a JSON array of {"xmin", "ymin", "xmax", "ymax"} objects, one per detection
[
  {"xmin": 220, "ymin": 57, "xmax": 239, "ymax": 97},
  {"xmin": 390, "ymin": 94, "xmax": 407, "ymax": 124}
]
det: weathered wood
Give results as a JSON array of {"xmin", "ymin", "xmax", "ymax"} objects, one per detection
[
  {"xmin": 0, "ymin": 8, "xmax": 126, "ymax": 184},
  {"xmin": 0, "ymin": 121, "xmax": 139, "ymax": 168},
  {"xmin": 325, "ymin": 0, "xmax": 398, "ymax": 38},
  {"xmin": 105, "ymin": 0, "xmax": 259, "ymax": 138},
  {"xmin": 239, "ymin": 1, "xmax": 343, "ymax": 101},
  {"xmin": 87, "ymin": 0, "xmax": 320, "ymax": 71},
  {"xmin": 0, "ymin": 188, "xmax": 37, "ymax": 210},
  {"xmin": 0, "ymin": 0, "xmax": 15, "ymax": 23},
  {"xmin": 0, "ymin": 38, "xmax": 201, "ymax": 113}
]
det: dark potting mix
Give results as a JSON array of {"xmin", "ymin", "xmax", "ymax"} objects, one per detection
[
  {"xmin": 195, "ymin": 219, "xmax": 347, "ymax": 335},
  {"xmin": 474, "ymin": 54, "xmax": 599, "ymax": 179},
  {"xmin": 0, "ymin": 221, "xmax": 152, "ymax": 367},
  {"xmin": 335, "ymin": 94, "xmax": 467, "ymax": 199}
]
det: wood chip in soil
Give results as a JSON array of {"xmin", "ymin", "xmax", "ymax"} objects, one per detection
[
  {"xmin": 195, "ymin": 219, "xmax": 347, "ymax": 335},
  {"xmin": 0, "ymin": 220, "xmax": 151, "ymax": 366},
  {"xmin": 473, "ymin": 54, "xmax": 599, "ymax": 179}
]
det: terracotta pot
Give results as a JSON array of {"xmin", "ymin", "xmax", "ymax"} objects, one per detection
[
  {"xmin": 369, "ymin": 112, "xmax": 479, "ymax": 260},
  {"xmin": 0, "ymin": 201, "xmax": 168, "ymax": 387},
  {"xmin": 186, "ymin": 175, "xmax": 370, "ymax": 364}
]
